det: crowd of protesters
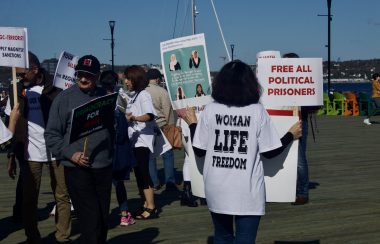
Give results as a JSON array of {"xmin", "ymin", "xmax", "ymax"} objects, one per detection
[{"xmin": 1, "ymin": 51, "xmax": 308, "ymax": 244}]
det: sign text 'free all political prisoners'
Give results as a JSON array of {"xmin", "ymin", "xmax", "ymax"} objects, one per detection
[
  {"xmin": 69, "ymin": 93, "xmax": 118, "ymax": 143},
  {"xmin": 53, "ymin": 51, "xmax": 79, "ymax": 90},
  {"xmin": 257, "ymin": 58, "xmax": 323, "ymax": 107},
  {"xmin": 0, "ymin": 27, "xmax": 28, "ymax": 68}
]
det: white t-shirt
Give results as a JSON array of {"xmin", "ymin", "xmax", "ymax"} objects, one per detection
[
  {"xmin": 192, "ymin": 102, "xmax": 282, "ymax": 215},
  {"xmin": 0, "ymin": 119, "xmax": 12, "ymax": 144},
  {"xmin": 5, "ymin": 85, "xmax": 54, "ymax": 162},
  {"xmin": 126, "ymin": 90, "xmax": 157, "ymax": 152}
]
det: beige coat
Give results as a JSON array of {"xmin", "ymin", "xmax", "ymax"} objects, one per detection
[{"xmin": 145, "ymin": 81, "xmax": 174, "ymax": 127}]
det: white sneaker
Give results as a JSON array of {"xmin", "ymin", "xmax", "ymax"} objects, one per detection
[{"xmin": 363, "ymin": 118, "xmax": 372, "ymax": 125}]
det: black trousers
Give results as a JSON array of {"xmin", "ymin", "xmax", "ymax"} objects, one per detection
[{"xmin": 65, "ymin": 165, "xmax": 112, "ymax": 244}]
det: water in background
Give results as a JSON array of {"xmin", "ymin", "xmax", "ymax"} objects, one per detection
[{"xmin": 323, "ymin": 82, "xmax": 371, "ymax": 95}]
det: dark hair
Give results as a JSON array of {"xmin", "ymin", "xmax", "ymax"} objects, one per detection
[
  {"xmin": 100, "ymin": 70, "xmax": 118, "ymax": 92},
  {"xmin": 372, "ymin": 73, "xmax": 380, "ymax": 80},
  {"xmin": 282, "ymin": 52, "xmax": 299, "ymax": 58},
  {"xmin": 195, "ymin": 83, "xmax": 205, "ymax": 96},
  {"xmin": 28, "ymin": 51, "xmax": 40, "ymax": 68},
  {"xmin": 124, "ymin": 65, "xmax": 148, "ymax": 92},
  {"xmin": 212, "ymin": 60, "xmax": 262, "ymax": 106}
]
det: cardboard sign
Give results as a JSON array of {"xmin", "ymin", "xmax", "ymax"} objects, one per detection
[
  {"xmin": 263, "ymin": 115, "xmax": 299, "ymax": 202},
  {"xmin": 69, "ymin": 93, "xmax": 118, "ymax": 143},
  {"xmin": 53, "ymin": 51, "xmax": 79, "ymax": 90},
  {"xmin": 160, "ymin": 34, "xmax": 213, "ymax": 110},
  {"xmin": 256, "ymin": 50, "xmax": 281, "ymax": 61},
  {"xmin": 0, "ymin": 27, "xmax": 28, "ymax": 68},
  {"xmin": 257, "ymin": 58, "xmax": 323, "ymax": 106}
]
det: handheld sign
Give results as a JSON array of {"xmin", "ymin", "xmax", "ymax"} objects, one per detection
[
  {"xmin": 160, "ymin": 34, "xmax": 212, "ymax": 110},
  {"xmin": 69, "ymin": 93, "xmax": 118, "ymax": 143},
  {"xmin": 53, "ymin": 51, "xmax": 79, "ymax": 90},
  {"xmin": 0, "ymin": 27, "xmax": 28, "ymax": 105},
  {"xmin": 257, "ymin": 58, "xmax": 323, "ymax": 106},
  {"xmin": 0, "ymin": 27, "xmax": 28, "ymax": 68}
]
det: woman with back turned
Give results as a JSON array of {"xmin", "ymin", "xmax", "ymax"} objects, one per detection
[{"xmin": 180, "ymin": 60, "xmax": 301, "ymax": 244}]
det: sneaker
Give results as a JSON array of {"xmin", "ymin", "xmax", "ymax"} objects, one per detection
[
  {"xmin": 120, "ymin": 212, "xmax": 136, "ymax": 226},
  {"xmin": 363, "ymin": 118, "xmax": 372, "ymax": 125}
]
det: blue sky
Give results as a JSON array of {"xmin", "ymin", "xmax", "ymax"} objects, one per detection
[{"xmin": 1, "ymin": 0, "xmax": 379, "ymax": 71}]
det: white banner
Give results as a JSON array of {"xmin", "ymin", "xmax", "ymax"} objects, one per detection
[
  {"xmin": 257, "ymin": 58, "xmax": 323, "ymax": 106},
  {"xmin": 264, "ymin": 115, "xmax": 299, "ymax": 202},
  {"xmin": 0, "ymin": 27, "xmax": 28, "ymax": 68},
  {"xmin": 160, "ymin": 34, "xmax": 213, "ymax": 110},
  {"xmin": 53, "ymin": 51, "xmax": 78, "ymax": 90}
]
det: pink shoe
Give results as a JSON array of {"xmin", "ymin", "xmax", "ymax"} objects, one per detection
[{"xmin": 120, "ymin": 212, "xmax": 136, "ymax": 226}]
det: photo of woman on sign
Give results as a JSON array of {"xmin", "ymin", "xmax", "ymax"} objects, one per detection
[
  {"xmin": 176, "ymin": 86, "xmax": 186, "ymax": 100},
  {"xmin": 169, "ymin": 54, "xmax": 181, "ymax": 71},
  {"xmin": 189, "ymin": 50, "xmax": 201, "ymax": 69}
]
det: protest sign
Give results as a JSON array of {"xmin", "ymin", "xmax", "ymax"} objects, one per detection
[
  {"xmin": 257, "ymin": 58, "xmax": 323, "ymax": 106},
  {"xmin": 0, "ymin": 27, "xmax": 28, "ymax": 105},
  {"xmin": 69, "ymin": 93, "xmax": 117, "ymax": 143},
  {"xmin": 160, "ymin": 34, "xmax": 212, "ymax": 110},
  {"xmin": 256, "ymin": 50, "xmax": 281, "ymax": 61},
  {"xmin": 53, "ymin": 51, "xmax": 78, "ymax": 90},
  {"xmin": 0, "ymin": 27, "xmax": 28, "ymax": 68},
  {"xmin": 263, "ymin": 115, "xmax": 299, "ymax": 202}
]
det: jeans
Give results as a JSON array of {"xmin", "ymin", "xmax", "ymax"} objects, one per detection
[
  {"xmin": 297, "ymin": 119, "xmax": 309, "ymax": 198},
  {"xmin": 112, "ymin": 180, "xmax": 129, "ymax": 212},
  {"xmin": 210, "ymin": 212, "xmax": 261, "ymax": 244},
  {"xmin": 149, "ymin": 149, "xmax": 175, "ymax": 187},
  {"xmin": 65, "ymin": 166, "xmax": 112, "ymax": 244},
  {"xmin": 22, "ymin": 161, "xmax": 71, "ymax": 243}
]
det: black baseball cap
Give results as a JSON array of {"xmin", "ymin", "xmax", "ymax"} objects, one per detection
[
  {"xmin": 147, "ymin": 68, "xmax": 163, "ymax": 80},
  {"xmin": 75, "ymin": 55, "xmax": 100, "ymax": 75}
]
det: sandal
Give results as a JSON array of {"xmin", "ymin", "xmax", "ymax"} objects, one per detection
[{"xmin": 135, "ymin": 207, "xmax": 158, "ymax": 220}]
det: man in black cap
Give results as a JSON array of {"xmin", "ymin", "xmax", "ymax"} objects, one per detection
[{"xmin": 45, "ymin": 55, "xmax": 115, "ymax": 243}]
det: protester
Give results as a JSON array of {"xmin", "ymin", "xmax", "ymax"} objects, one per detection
[
  {"xmin": 282, "ymin": 52, "xmax": 312, "ymax": 205},
  {"xmin": 124, "ymin": 65, "xmax": 158, "ymax": 219},
  {"xmin": 5, "ymin": 51, "xmax": 71, "ymax": 243},
  {"xmin": 145, "ymin": 68, "xmax": 178, "ymax": 191},
  {"xmin": 1, "ymin": 103, "xmax": 20, "ymax": 144},
  {"xmin": 180, "ymin": 60, "xmax": 301, "ymax": 243},
  {"xmin": 363, "ymin": 73, "xmax": 380, "ymax": 125},
  {"xmin": 100, "ymin": 70, "xmax": 136, "ymax": 226},
  {"xmin": 45, "ymin": 55, "xmax": 115, "ymax": 243}
]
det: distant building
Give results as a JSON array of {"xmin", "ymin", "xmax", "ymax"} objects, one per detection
[{"xmin": 41, "ymin": 58, "xmax": 58, "ymax": 75}]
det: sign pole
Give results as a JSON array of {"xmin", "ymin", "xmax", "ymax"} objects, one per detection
[{"xmin": 12, "ymin": 67, "xmax": 18, "ymax": 105}]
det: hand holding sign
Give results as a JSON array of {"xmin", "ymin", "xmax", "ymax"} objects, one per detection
[{"xmin": 71, "ymin": 151, "xmax": 89, "ymax": 167}]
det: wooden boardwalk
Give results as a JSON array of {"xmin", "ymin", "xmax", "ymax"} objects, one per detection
[{"xmin": 0, "ymin": 115, "xmax": 379, "ymax": 243}]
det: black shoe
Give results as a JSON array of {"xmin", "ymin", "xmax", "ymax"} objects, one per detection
[
  {"xmin": 153, "ymin": 184, "xmax": 162, "ymax": 191},
  {"xmin": 199, "ymin": 198, "xmax": 207, "ymax": 206},
  {"xmin": 180, "ymin": 181, "xmax": 198, "ymax": 207},
  {"xmin": 291, "ymin": 196, "xmax": 309, "ymax": 205},
  {"xmin": 180, "ymin": 194, "xmax": 198, "ymax": 207},
  {"xmin": 165, "ymin": 182, "xmax": 179, "ymax": 191}
]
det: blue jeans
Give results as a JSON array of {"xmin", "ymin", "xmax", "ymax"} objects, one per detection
[
  {"xmin": 149, "ymin": 149, "xmax": 175, "ymax": 187},
  {"xmin": 112, "ymin": 180, "xmax": 128, "ymax": 212},
  {"xmin": 210, "ymin": 212, "xmax": 261, "ymax": 244},
  {"xmin": 297, "ymin": 119, "xmax": 309, "ymax": 198}
]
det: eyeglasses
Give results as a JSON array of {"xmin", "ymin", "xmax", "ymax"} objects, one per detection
[{"xmin": 76, "ymin": 72, "xmax": 97, "ymax": 80}]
